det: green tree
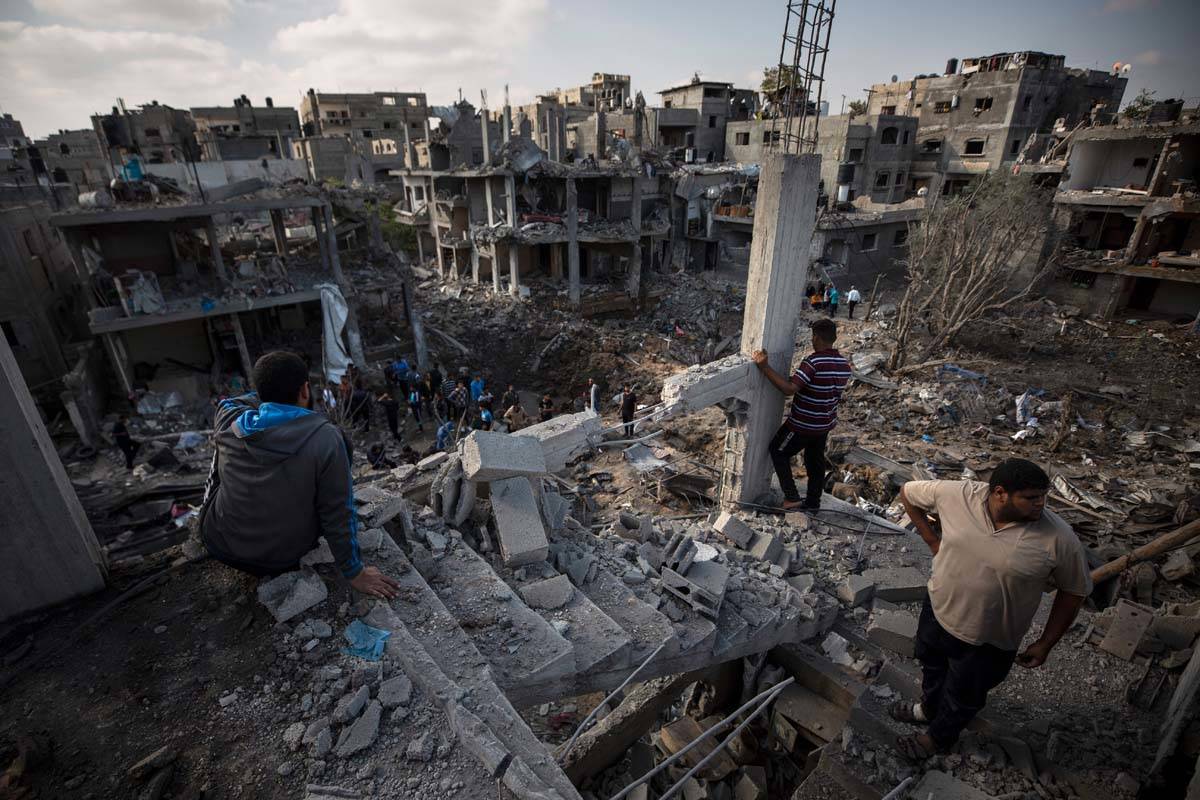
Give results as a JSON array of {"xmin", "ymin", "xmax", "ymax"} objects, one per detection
[
  {"xmin": 761, "ymin": 65, "xmax": 800, "ymax": 96},
  {"xmin": 847, "ymin": 100, "xmax": 867, "ymax": 117}
]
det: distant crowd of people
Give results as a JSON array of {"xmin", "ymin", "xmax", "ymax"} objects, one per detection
[{"xmin": 807, "ymin": 282, "xmax": 863, "ymax": 319}]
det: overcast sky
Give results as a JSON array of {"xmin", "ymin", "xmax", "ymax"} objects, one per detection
[{"xmin": 2, "ymin": 0, "xmax": 1196, "ymax": 138}]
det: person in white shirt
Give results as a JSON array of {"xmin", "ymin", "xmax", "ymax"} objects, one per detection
[{"xmin": 846, "ymin": 285, "xmax": 862, "ymax": 319}]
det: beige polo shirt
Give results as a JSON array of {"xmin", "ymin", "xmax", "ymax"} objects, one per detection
[{"xmin": 903, "ymin": 480, "xmax": 1092, "ymax": 651}]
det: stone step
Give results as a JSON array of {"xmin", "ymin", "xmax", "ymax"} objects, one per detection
[
  {"xmin": 528, "ymin": 575, "xmax": 632, "ymax": 677},
  {"xmin": 411, "ymin": 536, "xmax": 576, "ymax": 690},
  {"xmin": 578, "ymin": 569, "xmax": 680, "ymax": 666},
  {"xmin": 366, "ymin": 535, "xmax": 582, "ymax": 800}
]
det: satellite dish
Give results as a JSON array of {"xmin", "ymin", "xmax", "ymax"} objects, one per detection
[
  {"xmin": 891, "ymin": 74, "xmax": 899, "ymax": 83},
  {"xmin": 1122, "ymin": 64, "xmax": 1132, "ymax": 74}
]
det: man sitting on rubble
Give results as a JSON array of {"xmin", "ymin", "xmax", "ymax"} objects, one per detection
[
  {"xmin": 890, "ymin": 458, "xmax": 1090, "ymax": 759},
  {"xmin": 200, "ymin": 351, "xmax": 399, "ymax": 600},
  {"xmin": 751, "ymin": 317, "xmax": 851, "ymax": 511}
]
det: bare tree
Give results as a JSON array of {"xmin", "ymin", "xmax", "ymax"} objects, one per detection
[{"xmin": 888, "ymin": 172, "xmax": 1057, "ymax": 370}]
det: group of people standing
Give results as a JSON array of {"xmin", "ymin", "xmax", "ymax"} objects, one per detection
[{"xmin": 807, "ymin": 282, "xmax": 863, "ymax": 319}]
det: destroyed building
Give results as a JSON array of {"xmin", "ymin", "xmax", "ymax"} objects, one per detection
[
  {"xmin": 92, "ymin": 101, "xmax": 198, "ymax": 167},
  {"xmin": 1052, "ymin": 118, "xmax": 1200, "ymax": 318},
  {"xmin": 868, "ymin": 51, "xmax": 1127, "ymax": 195},
  {"xmin": 33, "ymin": 128, "xmax": 112, "ymax": 192},
  {"xmin": 556, "ymin": 73, "xmax": 633, "ymax": 111},
  {"xmin": 190, "ymin": 96, "xmax": 302, "ymax": 162},
  {"xmin": 657, "ymin": 77, "xmax": 760, "ymax": 163}
]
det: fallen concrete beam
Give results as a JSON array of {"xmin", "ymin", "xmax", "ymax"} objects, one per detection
[
  {"xmin": 513, "ymin": 410, "xmax": 602, "ymax": 473},
  {"xmin": 660, "ymin": 356, "xmax": 753, "ymax": 414}
]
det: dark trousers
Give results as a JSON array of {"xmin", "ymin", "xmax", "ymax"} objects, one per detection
[
  {"xmin": 847, "ymin": 300, "xmax": 858, "ymax": 319},
  {"xmin": 622, "ymin": 417, "xmax": 634, "ymax": 438},
  {"xmin": 917, "ymin": 598, "xmax": 1016, "ymax": 748},
  {"xmin": 828, "ymin": 303, "xmax": 838, "ymax": 317},
  {"xmin": 117, "ymin": 440, "xmax": 138, "ymax": 470},
  {"xmin": 768, "ymin": 424, "xmax": 826, "ymax": 505},
  {"xmin": 384, "ymin": 409, "xmax": 400, "ymax": 440}
]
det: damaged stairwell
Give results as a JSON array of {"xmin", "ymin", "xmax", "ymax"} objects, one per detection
[{"xmin": 273, "ymin": 413, "xmax": 841, "ymax": 799}]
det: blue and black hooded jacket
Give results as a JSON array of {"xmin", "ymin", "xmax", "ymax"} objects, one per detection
[{"xmin": 200, "ymin": 393, "xmax": 362, "ymax": 579}]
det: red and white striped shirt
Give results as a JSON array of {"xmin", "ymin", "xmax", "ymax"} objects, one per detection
[{"xmin": 787, "ymin": 349, "xmax": 851, "ymax": 433}]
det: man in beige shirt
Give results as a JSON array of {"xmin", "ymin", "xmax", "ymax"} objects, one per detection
[{"xmin": 891, "ymin": 458, "xmax": 1091, "ymax": 759}]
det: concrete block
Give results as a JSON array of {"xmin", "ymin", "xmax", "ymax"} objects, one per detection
[
  {"xmin": 713, "ymin": 511, "xmax": 755, "ymax": 549},
  {"xmin": 860, "ymin": 566, "xmax": 928, "ymax": 602},
  {"xmin": 787, "ymin": 574, "xmax": 815, "ymax": 594},
  {"xmin": 417, "ymin": 451, "xmax": 448, "ymax": 471},
  {"xmin": 734, "ymin": 767, "xmax": 768, "ymax": 800},
  {"xmin": 332, "ymin": 685, "xmax": 369, "ymax": 724},
  {"xmin": 513, "ymin": 409, "xmax": 601, "ymax": 472},
  {"xmin": 1163, "ymin": 551, "xmax": 1195, "ymax": 582},
  {"xmin": 519, "ymin": 575, "xmax": 574, "ymax": 610},
  {"xmin": 490, "ymin": 477, "xmax": 549, "ymax": 567},
  {"xmin": 378, "ymin": 675, "xmax": 412, "ymax": 708},
  {"xmin": 909, "ymin": 770, "xmax": 994, "ymax": 800},
  {"xmin": 452, "ymin": 478, "xmax": 477, "ymax": 528},
  {"xmin": 867, "ymin": 609, "xmax": 918, "ymax": 657},
  {"xmin": 460, "ymin": 430, "xmax": 547, "ymax": 481},
  {"xmin": 662, "ymin": 560, "xmax": 728, "ymax": 619},
  {"xmin": 837, "ymin": 575, "xmax": 874, "ymax": 608},
  {"xmin": 257, "ymin": 569, "xmax": 327, "ymax": 623},
  {"xmin": 748, "ymin": 532, "xmax": 782, "ymax": 563}
]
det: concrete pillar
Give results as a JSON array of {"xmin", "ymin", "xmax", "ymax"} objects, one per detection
[
  {"xmin": 595, "ymin": 112, "xmax": 607, "ymax": 160},
  {"xmin": 470, "ymin": 246, "xmax": 481, "ymax": 284},
  {"xmin": 313, "ymin": 207, "xmax": 331, "ymax": 273},
  {"xmin": 566, "ymin": 178, "xmax": 581, "ymax": 306},
  {"xmin": 626, "ymin": 176, "xmax": 643, "ymax": 299},
  {"xmin": 502, "ymin": 105, "xmax": 512, "ymax": 145},
  {"xmin": 485, "ymin": 175, "xmax": 496, "ymax": 226},
  {"xmin": 205, "ymin": 217, "xmax": 230, "ymax": 283},
  {"xmin": 402, "ymin": 114, "xmax": 414, "ymax": 169},
  {"xmin": 491, "ymin": 244, "xmax": 502, "ymax": 294},
  {"xmin": 550, "ymin": 243, "xmax": 564, "ymax": 280},
  {"xmin": 230, "ymin": 313, "xmax": 254, "ymax": 384},
  {"xmin": 435, "ymin": 237, "xmax": 446, "ymax": 280},
  {"xmin": 0, "ymin": 335, "xmax": 106, "ymax": 621},
  {"xmin": 322, "ymin": 203, "xmax": 367, "ymax": 368},
  {"xmin": 101, "ymin": 332, "xmax": 133, "ymax": 395},
  {"xmin": 508, "ymin": 243, "xmax": 520, "ymax": 298},
  {"xmin": 270, "ymin": 209, "xmax": 289, "ymax": 256},
  {"xmin": 504, "ymin": 174, "xmax": 517, "ymax": 227},
  {"xmin": 480, "ymin": 103, "xmax": 491, "ymax": 165},
  {"xmin": 724, "ymin": 153, "xmax": 820, "ymax": 507},
  {"xmin": 416, "ymin": 229, "xmax": 425, "ymax": 264}
]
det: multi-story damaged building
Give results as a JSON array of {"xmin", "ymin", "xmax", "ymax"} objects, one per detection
[
  {"xmin": 300, "ymin": 90, "xmax": 429, "ymax": 142},
  {"xmin": 868, "ymin": 51, "xmax": 1127, "ymax": 195},
  {"xmin": 657, "ymin": 77, "xmax": 760, "ymax": 163},
  {"xmin": 556, "ymin": 73, "xmax": 632, "ymax": 111},
  {"xmin": 190, "ymin": 96, "xmax": 301, "ymax": 161},
  {"xmin": 92, "ymin": 101, "xmax": 198, "ymax": 167},
  {"xmin": 1052, "ymin": 117, "xmax": 1200, "ymax": 318},
  {"xmin": 34, "ymin": 129, "xmax": 112, "ymax": 191}
]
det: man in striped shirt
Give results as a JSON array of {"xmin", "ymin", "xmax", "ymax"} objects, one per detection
[{"xmin": 751, "ymin": 318, "xmax": 851, "ymax": 510}]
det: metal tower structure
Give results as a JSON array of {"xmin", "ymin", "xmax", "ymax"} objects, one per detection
[{"xmin": 769, "ymin": 0, "xmax": 837, "ymax": 154}]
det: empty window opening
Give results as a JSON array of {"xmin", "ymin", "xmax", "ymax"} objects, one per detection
[
  {"xmin": 58, "ymin": 143, "xmax": 70, "ymax": 155},
  {"xmin": 1132, "ymin": 157, "xmax": 1149, "ymax": 168},
  {"xmin": 902, "ymin": 130, "xmax": 910, "ymax": 145},
  {"xmin": 874, "ymin": 171, "xmax": 890, "ymax": 188},
  {"xmin": 382, "ymin": 96, "xmax": 397, "ymax": 105},
  {"xmin": 934, "ymin": 101, "xmax": 952, "ymax": 113},
  {"xmin": 861, "ymin": 233, "xmax": 877, "ymax": 251},
  {"xmin": 974, "ymin": 97, "xmax": 993, "ymax": 112},
  {"xmin": 880, "ymin": 126, "xmax": 899, "ymax": 145},
  {"xmin": 894, "ymin": 228, "xmax": 909, "ymax": 246},
  {"xmin": 708, "ymin": 115, "xmax": 717, "ymax": 128},
  {"xmin": 921, "ymin": 139, "xmax": 942, "ymax": 153},
  {"xmin": 1023, "ymin": 95, "xmax": 1033, "ymax": 111},
  {"xmin": 1011, "ymin": 139, "xmax": 1022, "ymax": 155},
  {"xmin": 762, "ymin": 130, "xmax": 781, "ymax": 144},
  {"xmin": 848, "ymin": 147, "xmax": 863, "ymax": 162},
  {"xmin": 964, "ymin": 139, "xmax": 986, "ymax": 156},
  {"xmin": 881, "ymin": 105, "xmax": 896, "ymax": 115},
  {"xmin": 894, "ymin": 171, "xmax": 906, "ymax": 186},
  {"xmin": 735, "ymin": 132, "xmax": 750, "ymax": 146}
]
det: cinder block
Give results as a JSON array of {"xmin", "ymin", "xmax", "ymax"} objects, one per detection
[
  {"xmin": 748, "ymin": 532, "xmax": 782, "ymax": 563},
  {"xmin": 713, "ymin": 511, "xmax": 755, "ymax": 549},
  {"xmin": 861, "ymin": 566, "xmax": 928, "ymax": 602},
  {"xmin": 867, "ymin": 608, "xmax": 919, "ymax": 657},
  {"xmin": 837, "ymin": 574, "xmax": 874, "ymax": 608},
  {"xmin": 461, "ymin": 430, "xmax": 547, "ymax": 481},
  {"xmin": 490, "ymin": 476, "xmax": 549, "ymax": 567},
  {"xmin": 519, "ymin": 575, "xmax": 574, "ymax": 610},
  {"xmin": 662, "ymin": 560, "xmax": 728, "ymax": 619}
]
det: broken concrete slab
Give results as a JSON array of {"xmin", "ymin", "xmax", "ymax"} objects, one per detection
[
  {"xmin": 300, "ymin": 538, "xmax": 335, "ymax": 567},
  {"xmin": 331, "ymin": 686, "xmax": 369, "ymax": 724},
  {"xmin": 713, "ymin": 511, "xmax": 755, "ymax": 549},
  {"xmin": 859, "ymin": 566, "xmax": 927, "ymax": 602},
  {"xmin": 660, "ymin": 356, "xmax": 753, "ymax": 413},
  {"xmin": 452, "ymin": 476, "xmax": 477, "ymax": 528},
  {"xmin": 542, "ymin": 582, "xmax": 632, "ymax": 676},
  {"xmin": 378, "ymin": 675, "xmax": 412, "ymax": 709},
  {"xmin": 491, "ymin": 476, "xmax": 550, "ymax": 567},
  {"xmin": 908, "ymin": 770, "xmax": 994, "ymax": 799},
  {"xmin": 417, "ymin": 451, "xmax": 448, "ymax": 471},
  {"xmin": 257, "ymin": 569, "xmax": 327, "ymax": 623},
  {"xmin": 461, "ymin": 430, "xmax": 548, "ymax": 481},
  {"xmin": 541, "ymin": 491, "xmax": 571, "ymax": 534},
  {"xmin": 1163, "ymin": 550, "xmax": 1195, "ymax": 581},
  {"xmin": 837, "ymin": 575, "xmax": 874, "ymax": 608},
  {"xmin": 867, "ymin": 608, "xmax": 918, "ymax": 657},
  {"xmin": 774, "ymin": 683, "xmax": 847, "ymax": 745},
  {"xmin": 513, "ymin": 409, "xmax": 601, "ymax": 472},
  {"xmin": 334, "ymin": 699, "xmax": 381, "ymax": 758},
  {"xmin": 748, "ymin": 532, "xmax": 782, "ymax": 563},
  {"xmin": 1101, "ymin": 599, "xmax": 1155, "ymax": 660},
  {"xmin": 520, "ymin": 575, "xmax": 575, "ymax": 611},
  {"xmin": 579, "ymin": 569, "xmax": 680, "ymax": 665}
]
